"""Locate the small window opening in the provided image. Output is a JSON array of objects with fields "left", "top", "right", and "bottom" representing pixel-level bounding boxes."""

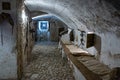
[{"left": 2, "top": 2, "right": 11, "bottom": 10}]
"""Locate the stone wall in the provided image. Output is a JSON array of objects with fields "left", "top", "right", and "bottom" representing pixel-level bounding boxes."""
[{"left": 0, "top": 0, "right": 17, "bottom": 79}]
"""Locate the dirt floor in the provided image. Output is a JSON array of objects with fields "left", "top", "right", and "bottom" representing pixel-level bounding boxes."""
[{"left": 22, "top": 41, "right": 75, "bottom": 80}]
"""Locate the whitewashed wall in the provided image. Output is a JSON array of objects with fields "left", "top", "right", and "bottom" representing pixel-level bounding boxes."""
[{"left": 0, "top": 0, "right": 17, "bottom": 79}]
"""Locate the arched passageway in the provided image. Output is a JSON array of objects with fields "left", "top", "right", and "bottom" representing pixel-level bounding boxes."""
[
  {"left": 24, "top": 0, "right": 120, "bottom": 69},
  {"left": 0, "top": 0, "right": 120, "bottom": 80},
  {"left": 21, "top": 14, "right": 75, "bottom": 80},
  {"left": 18, "top": 0, "right": 120, "bottom": 79},
  {"left": 17, "top": 0, "right": 120, "bottom": 80}
]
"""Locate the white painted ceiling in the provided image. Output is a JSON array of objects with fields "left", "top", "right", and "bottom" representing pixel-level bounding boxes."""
[{"left": 25, "top": 0, "right": 120, "bottom": 34}]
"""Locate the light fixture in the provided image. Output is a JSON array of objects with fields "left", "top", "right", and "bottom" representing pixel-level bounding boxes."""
[{"left": 38, "top": 21, "right": 49, "bottom": 32}]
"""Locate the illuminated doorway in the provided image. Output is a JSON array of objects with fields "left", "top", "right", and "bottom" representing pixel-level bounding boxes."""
[{"left": 37, "top": 21, "right": 50, "bottom": 41}]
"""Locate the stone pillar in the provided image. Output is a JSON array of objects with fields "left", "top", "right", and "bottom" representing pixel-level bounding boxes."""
[{"left": 16, "top": 0, "right": 24, "bottom": 80}]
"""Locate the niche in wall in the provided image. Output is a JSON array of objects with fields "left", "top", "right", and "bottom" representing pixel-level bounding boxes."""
[
  {"left": 2, "top": 2, "right": 11, "bottom": 10},
  {"left": 70, "top": 30, "right": 74, "bottom": 41},
  {"left": 86, "top": 32, "right": 94, "bottom": 48}
]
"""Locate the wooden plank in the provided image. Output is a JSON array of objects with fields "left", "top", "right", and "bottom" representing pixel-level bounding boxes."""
[{"left": 60, "top": 40, "right": 102, "bottom": 80}]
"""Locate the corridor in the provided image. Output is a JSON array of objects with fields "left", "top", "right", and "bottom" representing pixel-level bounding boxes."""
[
  {"left": 22, "top": 41, "right": 75, "bottom": 80},
  {"left": 0, "top": 0, "right": 120, "bottom": 80}
]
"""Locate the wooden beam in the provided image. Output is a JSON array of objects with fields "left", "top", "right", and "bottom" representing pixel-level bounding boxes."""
[{"left": 60, "top": 40, "right": 102, "bottom": 80}]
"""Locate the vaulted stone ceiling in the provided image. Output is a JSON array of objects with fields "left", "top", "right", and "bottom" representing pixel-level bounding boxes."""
[
  {"left": 25, "top": 0, "right": 120, "bottom": 35},
  {"left": 30, "top": 11, "right": 47, "bottom": 17}
]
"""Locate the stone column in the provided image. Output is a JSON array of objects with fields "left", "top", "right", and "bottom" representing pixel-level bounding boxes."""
[{"left": 16, "top": 0, "right": 24, "bottom": 80}]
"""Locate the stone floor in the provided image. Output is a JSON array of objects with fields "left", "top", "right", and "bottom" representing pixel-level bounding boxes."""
[{"left": 22, "top": 41, "right": 75, "bottom": 80}]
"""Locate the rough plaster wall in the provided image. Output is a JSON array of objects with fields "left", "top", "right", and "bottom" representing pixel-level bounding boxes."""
[
  {"left": 25, "top": 0, "right": 120, "bottom": 68},
  {"left": 0, "top": 0, "right": 17, "bottom": 79},
  {"left": 0, "top": 21, "right": 17, "bottom": 79},
  {"left": 99, "top": 33, "right": 120, "bottom": 68}
]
